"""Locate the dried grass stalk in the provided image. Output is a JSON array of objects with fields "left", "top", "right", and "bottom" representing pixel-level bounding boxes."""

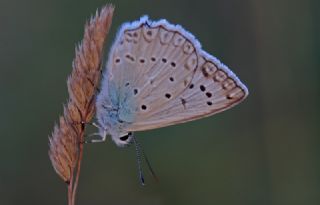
[
  {"left": 49, "top": 116, "right": 78, "bottom": 183},
  {"left": 48, "top": 4, "right": 114, "bottom": 205}
]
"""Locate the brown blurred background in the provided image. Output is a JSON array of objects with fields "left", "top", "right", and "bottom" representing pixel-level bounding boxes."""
[{"left": 0, "top": 0, "right": 319, "bottom": 204}]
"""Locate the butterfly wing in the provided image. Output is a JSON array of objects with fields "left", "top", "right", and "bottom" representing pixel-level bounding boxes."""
[{"left": 104, "top": 16, "right": 248, "bottom": 132}]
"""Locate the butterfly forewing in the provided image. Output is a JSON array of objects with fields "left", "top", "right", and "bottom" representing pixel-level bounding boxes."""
[{"left": 106, "top": 17, "right": 248, "bottom": 132}]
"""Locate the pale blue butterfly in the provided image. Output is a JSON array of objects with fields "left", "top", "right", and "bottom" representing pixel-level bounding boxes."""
[{"left": 92, "top": 16, "right": 248, "bottom": 184}]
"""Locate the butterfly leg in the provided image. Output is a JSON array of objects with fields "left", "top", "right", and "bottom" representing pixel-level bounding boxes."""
[
  {"left": 79, "top": 121, "right": 108, "bottom": 143},
  {"left": 80, "top": 121, "right": 100, "bottom": 128},
  {"left": 84, "top": 130, "right": 107, "bottom": 143}
]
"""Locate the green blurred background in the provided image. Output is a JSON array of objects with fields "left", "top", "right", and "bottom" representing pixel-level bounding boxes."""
[{"left": 1, "top": 0, "right": 319, "bottom": 204}]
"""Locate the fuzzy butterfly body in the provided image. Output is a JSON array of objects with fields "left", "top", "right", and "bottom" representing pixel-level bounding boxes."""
[{"left": 96, "top": 16, "right": 248, "bottom": 147}]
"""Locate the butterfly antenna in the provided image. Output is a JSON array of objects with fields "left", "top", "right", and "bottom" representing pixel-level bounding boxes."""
[
  {"left": 133, "top": 136, "right": 159, "bottom": 184},
  {"left": 142, "top": 148, "right": 159, "bottom": 182},
  {"left": 132, "top": 136, "right": 145, "bottom": 186}
]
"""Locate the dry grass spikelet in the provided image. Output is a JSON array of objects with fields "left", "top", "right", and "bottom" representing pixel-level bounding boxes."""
[
  {"left": 49, "top": 117, "right": 78, "bottom": 183},
  {"left": 48, "top": 4, "right": 114, "bottom": 205}
]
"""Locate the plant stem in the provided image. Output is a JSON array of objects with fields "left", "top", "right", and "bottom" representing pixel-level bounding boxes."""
[
  {"left": 68, "top": 168, "right": 74, "bottom": 205},
  {"left": 68, "top": 183, "right": 72, "bottom": 205},
  {"left": 71, "top": 130, "right": 85, "bottom": 205}
]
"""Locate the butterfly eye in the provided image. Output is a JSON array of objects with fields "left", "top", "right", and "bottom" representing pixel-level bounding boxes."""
[
  {"left": 119, "top": 135, "right": 128, "bottom": 141},
  {"left": 119, "top": 132, "right": 132, "bottom": 141},
  {"left": 120, "top": 135, "right": 129, "bottom": 141}
]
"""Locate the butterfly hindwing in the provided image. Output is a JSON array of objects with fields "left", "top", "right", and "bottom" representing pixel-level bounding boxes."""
[
  {"left": 129, "top": 54, "right": 248, "bottom": 131},
  {"left": 105, "top": 16, "right": 248, "bottom": 132}
]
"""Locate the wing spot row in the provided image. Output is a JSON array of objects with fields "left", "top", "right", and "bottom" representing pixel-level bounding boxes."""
[
  {"left": 205, "top": 92, "right": 212, "bottom": 98},
  {"left": 147, "top": 30, "right": 152, "bottom": 36},
  {"left": 200, "top": 85, "right": 206, "bottom": 92},
  {"left": 139, "top": 58, "right": 146, "bottom": 64},
  {"left": 125, "top": 54, "right": 135, "bottom": 62},
  {"left": 222, "top": 79, "right": 236, "bottom": 90},
  {"left": 213, "top": 70, "right": 227, "bottom": 82}
]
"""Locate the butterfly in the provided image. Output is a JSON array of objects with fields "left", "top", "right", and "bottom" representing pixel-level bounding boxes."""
[
  {"left": 91, "top": 16, "right": 248, "bottom": 184},
  {"left": 94, "top": 15, "right": 248, "bottom": 147}
]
